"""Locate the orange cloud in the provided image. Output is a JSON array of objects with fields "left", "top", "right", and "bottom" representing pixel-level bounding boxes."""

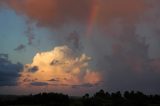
[
  {"left": 1, "top": 0, "right": 149, "bottom": 28},
  {"left": 19, "top": 45, "right": 101, "bottom": 87},
  {"left": 97, "top": 0, "right": 148, "bottom": 24}
]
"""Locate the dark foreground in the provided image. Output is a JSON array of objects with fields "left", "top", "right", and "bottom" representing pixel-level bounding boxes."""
[{"left": 0, "top": 90, "right": 160, "bottom": 106}]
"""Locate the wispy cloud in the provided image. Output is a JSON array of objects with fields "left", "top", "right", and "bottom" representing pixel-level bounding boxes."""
[{"left": 14, "top": 44, "right": 26, "bottom": 51}]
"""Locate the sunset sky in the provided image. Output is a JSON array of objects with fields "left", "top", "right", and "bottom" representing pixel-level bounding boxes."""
[{"left": 0, "top": 0, "right": 160, "bottom": 96}]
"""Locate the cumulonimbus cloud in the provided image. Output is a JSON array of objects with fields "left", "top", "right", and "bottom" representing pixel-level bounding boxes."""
[{"left": 19, "top": 45, "right": 101, "bottom": 88}]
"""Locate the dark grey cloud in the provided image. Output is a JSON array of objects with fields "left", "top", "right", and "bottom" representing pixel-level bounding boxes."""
[
  {"left": 50, "top": 59, "right": 64, "bottom": 66},
  {"left": 72, "top": 83, "right": 99, "bottom": 89},
  {"left": 28, "top": 66, "right": 39, "bottom": 73},
  {"left": 14, "top": 44, "right": 26, "bottom": 51},
  {"left": 93, "top": 25, "right": 160, "bottom": 94},
  {"left": 49, "top": 83, "right": 69, "bottom": 87},
  {"left": 24, "top": 21, "right": 35, "bottom": 45},
  {"left": 0, "top": 54, "right": 23, "bottom": 86},
  {"left": 0, "top": 53, "right": 8, "bottom": 58},
  {"left": 48, "top": 78, "right": 59, "bottom": 82},
  {"left": 66, "top": 31, "right": 81, "bottom": 50},
  {"left": 30, "top": 82, "right": 49, "bottom": 86},
  {"left": 23, "top": 78, "right": 32, "bottom": 82}
]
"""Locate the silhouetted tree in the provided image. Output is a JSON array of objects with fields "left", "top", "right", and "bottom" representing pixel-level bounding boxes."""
[{"left": 1, "top": 90, "right": 160, "bottom": 106}]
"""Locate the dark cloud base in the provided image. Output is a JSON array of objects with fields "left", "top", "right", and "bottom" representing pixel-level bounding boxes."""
[{"left": 0, "top": 54, "right": 23, "bottom": 86}]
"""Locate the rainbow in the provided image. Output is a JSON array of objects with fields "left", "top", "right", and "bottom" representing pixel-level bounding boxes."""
[{"left": 86, "top": 0, "right": 99, "bottom": 37}]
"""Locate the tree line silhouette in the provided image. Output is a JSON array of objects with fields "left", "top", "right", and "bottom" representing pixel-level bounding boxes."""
[{"left": 0, "top": 90, "right": 160, "bottom": 106}]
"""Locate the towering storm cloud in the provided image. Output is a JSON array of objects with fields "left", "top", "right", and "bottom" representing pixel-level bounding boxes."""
[{"left": 19, "top": 46, "right": 101, "bottom": 89}]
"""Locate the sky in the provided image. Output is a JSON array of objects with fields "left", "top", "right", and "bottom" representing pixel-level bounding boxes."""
[{"left": 0, "top": 0, "right": 160, "bottom": 96}]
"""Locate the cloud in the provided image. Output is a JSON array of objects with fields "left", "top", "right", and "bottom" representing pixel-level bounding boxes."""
[
  {"left": 0, "top": 0, "right": 151, "bottom": 52},
  {"left": 24, "top": 21, "right": 35, "bottom": 45},
  {"left": 72, "top": 83, "right": 99, "bottom": 88},
  {"left": 0, "top": 53, "right": 8, "bottom": 58},
  {"left": 66, "top": 31, "right": 81, "bottom": 50},
  {"left": 48, "top": 78, "right": 59, "bottom": 82},
  {"left": 30, "top": 82, "right": 49, "bottom": 86},
  {"left": 150, "top": 58, "right": 160, "bottom": 73},
  {"left": 96, "top": 26, "right": 160, "bottom": 93},
  {"left": 14, "top": 44, "right": 26, "bottom": 51},
  {"left": 19, "top": 45, "right": 101, "bottom": 88},
  {"left": 0, "top": 54, "right": 23, "bottom": 86},
  {"left": 1, "top": 0, "right": 160, "bottom": 94},
  {"left": 1, "top": 0, "right": 149, "bottom": 28},
  {"left": 28, "top": 66, "right": 39, "bottom": 73}
]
